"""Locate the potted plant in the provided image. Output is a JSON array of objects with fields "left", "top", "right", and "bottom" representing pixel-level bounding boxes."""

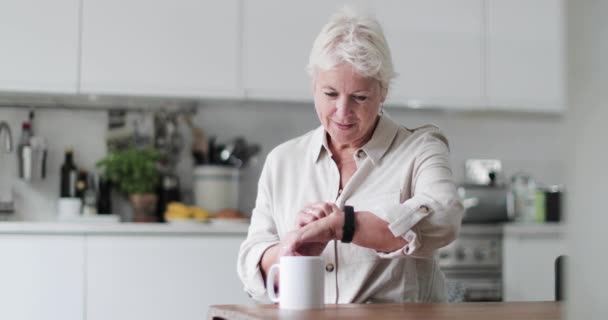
[{"left": 96, "top": 147, "right": 161, "bottom": 222}]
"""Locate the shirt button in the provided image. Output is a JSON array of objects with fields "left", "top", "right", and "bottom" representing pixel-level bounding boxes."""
[
  {"left": 356, "top": 150, "right": 365, "bottom": 158},
  {"left": 325, "top": 263, "right": 335, "bottom": 272}
]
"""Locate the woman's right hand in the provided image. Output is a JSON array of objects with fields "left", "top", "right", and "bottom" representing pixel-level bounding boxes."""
[{"left": 295, "top": 202, "right": 334, "bottom": 227}]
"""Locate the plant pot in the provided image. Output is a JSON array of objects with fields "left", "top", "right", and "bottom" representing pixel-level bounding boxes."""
[{"left": 129, "top": 193, "right": 158, "bottom": 222}]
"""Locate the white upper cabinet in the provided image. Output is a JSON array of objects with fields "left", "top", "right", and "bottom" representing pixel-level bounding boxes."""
[
  {"left": 372, "top": 0, "right": 484, "bottom": 109},
  {"left": 242, "top": 0, "right": 370, "bottom": 102},
  {"left": 80, "top": 0, "right": 240, "bottom": 98},
  {"left": 0, "top": 0, "right": 79, "bottom": 93},
  {"left": 0, "top": 235, "right": 85, "bottom": 320},
  {"left": 486, "top": 0, "right": 565, "bottom": 112}
]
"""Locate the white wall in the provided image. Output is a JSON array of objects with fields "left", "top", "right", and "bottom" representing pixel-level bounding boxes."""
[{"left": 566, "top": 0, "right": 608, "bottom": 318}]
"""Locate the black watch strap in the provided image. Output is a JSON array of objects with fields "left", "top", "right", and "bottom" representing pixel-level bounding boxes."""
[{"left": 341, "top": 205, "right": 355, "bottom": 243}]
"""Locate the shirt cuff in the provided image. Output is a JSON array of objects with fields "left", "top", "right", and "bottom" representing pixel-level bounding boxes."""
[
  {"left": 376, "top": 228, "right": 421, "bottom": 258},
  {"left": 241, "top": 241, "right": 278, "bottom": 302},
  {"left": 373, "top": 197, "right": 433, "bottom": 257}
]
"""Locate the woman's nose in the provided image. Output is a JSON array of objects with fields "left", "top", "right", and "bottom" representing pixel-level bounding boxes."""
[{"left": 335, "top": 96, "right": 353, "bottom": 117}]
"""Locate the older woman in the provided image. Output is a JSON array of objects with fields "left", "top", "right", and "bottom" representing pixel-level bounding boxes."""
[{"left": 237, "top": 8, "right": 463, "bottom": 304}]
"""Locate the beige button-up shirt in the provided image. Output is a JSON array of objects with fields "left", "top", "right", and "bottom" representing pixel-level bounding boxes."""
[{"left": 237, "top": 113, "right": 464, "bottom": 304}]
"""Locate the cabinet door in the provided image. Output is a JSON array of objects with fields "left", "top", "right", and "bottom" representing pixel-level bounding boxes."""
[
  {"left": 486, "top": 0, "right": 565, "bottom": 112},
  {"left": 80, "top": 0, "right": 240, "bottom": 98},
  {"left": 0, "top": 0, "right": 79, "bottom": 93},
  {"left": 243, "top": 0, "right": 369, "bottom": 102},
  {"left": 86, "top": 235, "right": 250, "bottom": 320},
  {"left": 372, "top": 0, "right": 484, "bottom": 109},
  {"left": 0, "top": 235, "right": 85, "bottom": 320},
  {"left": 503, "top": 234, "right": 566, "bottom": 301}
]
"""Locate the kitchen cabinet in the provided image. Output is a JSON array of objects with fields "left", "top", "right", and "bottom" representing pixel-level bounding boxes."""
[
  {"left": 86, "top": 235, "right": 250, "bottom": 320},
  {"left": 372, "top": 0, "right": 485, "bottom": 109},
  {"left": 242, "top": 0, "right": 370, "bottom": 102},
  {"left": 0, "top": 0, "right": 79, "bottom": 93},
  {"left": 243, "top": 0, "right": 484, "bottom": 107},
  {"left": 0, "top": 235, "right": 85, "bottom": 320},
  {"left": 486, "top": 0, "right": 565, "bottom": 112},
  {"left": 80, "top": 0, "right": 241, "bottom": 98},
  {"left": 243, "top": 0, "right": 563, "bottom": 112},
  {"left": 502, "top": 224, "right": 566, "bottom": 301}
]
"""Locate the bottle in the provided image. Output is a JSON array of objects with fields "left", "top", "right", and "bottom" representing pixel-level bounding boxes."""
[
  {"left": 156, "top": 173, "right": 181, "bottom": 222},
  {"left": 17, "top": 122, "right": 32, "bottom": 180},
  {"left": 75, "top": 170, "right": 89, "bottom": 203},
  {"left": 97, "top": 176, "right": 112, "bottom": 215},
  {"left": 60, "top": 149, "right": 78, "bottom": 197},
  {"left": 82, "top": 174, "right": 98, "bottom": 216}
]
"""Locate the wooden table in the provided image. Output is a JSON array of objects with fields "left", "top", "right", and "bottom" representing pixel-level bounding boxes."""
[{"left": 208, "top": 301, "right": 561, "bottom": 320}]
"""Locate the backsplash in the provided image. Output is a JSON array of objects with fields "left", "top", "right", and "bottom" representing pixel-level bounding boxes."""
[
  {"left": 0, "top": 102, "right": 566, "bottom": 221},
  {"left": 0, "top": 107, "right": 107, "bottom": 220}
]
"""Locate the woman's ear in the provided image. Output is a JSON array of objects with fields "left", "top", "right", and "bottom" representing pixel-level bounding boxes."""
[{"left": 380, "top": 85, "right": 388, "bottom": 104}]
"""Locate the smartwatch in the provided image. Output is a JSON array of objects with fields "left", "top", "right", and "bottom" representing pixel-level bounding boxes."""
[{"left": 341, "top": 205, "right": 355, "bottom": 243}]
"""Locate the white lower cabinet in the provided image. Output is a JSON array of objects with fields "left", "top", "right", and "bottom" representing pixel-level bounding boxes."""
[
  {"left": 502, "top": 226, "right": 566, "bottom": 301},
  {"left": 0, "top": 235, "right": 85, "bottom": 320},
  {"left": 85, "top": 235, "right": 250, "bottom": 320}
]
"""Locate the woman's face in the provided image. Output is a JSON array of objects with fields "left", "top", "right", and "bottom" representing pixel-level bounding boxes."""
[{"left": 313, "top": 63, "right": 386, "bottom": 149}]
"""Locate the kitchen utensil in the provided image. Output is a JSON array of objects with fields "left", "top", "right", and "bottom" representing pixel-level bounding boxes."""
[
  {"left": 154, "top": 111, "right": 184, "bottom": 168},
  {"left": 184, "top": 113, "right": 209, "bottom": 164},
  {"left": 0, "top": 121, "right": 13, "bottom": 153}
]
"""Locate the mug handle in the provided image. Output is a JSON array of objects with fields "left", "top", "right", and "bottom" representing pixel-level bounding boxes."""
[{"left": 266, "top": 264, "right": 280, "bottom": 303}]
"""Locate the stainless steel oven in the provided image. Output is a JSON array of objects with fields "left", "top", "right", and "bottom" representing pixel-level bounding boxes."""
[{"left": 439, "top": 225, "right": 503, "bottom": 302}]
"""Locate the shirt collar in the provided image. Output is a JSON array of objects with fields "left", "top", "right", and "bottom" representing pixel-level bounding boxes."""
[{"left": 311, "top": 113, "right": 401, "bottom": 165}]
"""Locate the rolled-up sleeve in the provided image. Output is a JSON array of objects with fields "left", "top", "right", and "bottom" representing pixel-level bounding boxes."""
[
  {"left": 236, "top": 155, "right": 280, "bottom": 301},
  {"left": 374, "top": 131, "right": 464, "bottom": 258}
]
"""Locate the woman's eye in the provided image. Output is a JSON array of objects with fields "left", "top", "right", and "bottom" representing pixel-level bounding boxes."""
[
  {"left": 354, "top": 95, "right": 368, "bottom": 102},
  {"left": 324, "top": 92, "right": 338, "bottom": 98}
]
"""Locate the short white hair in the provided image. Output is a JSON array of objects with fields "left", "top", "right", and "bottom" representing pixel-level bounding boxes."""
[{"left": 307, "top": 6, "right": 397, "bottom": 91}]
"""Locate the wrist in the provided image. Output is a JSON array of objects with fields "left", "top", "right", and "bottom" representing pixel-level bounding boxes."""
[{"left": 326, "top": 209, "right": 344, "bottom": 241}]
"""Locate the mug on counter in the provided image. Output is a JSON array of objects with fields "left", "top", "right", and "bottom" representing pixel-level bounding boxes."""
[{"left": 266, "top": 256, "right": 325, "bottom": 310}]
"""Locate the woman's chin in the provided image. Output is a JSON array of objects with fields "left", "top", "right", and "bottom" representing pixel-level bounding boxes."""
[{"left": 328, "top": 131, "right": 357, "bottom": 146}]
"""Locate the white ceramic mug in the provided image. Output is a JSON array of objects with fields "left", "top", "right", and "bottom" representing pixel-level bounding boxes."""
[{"left": 266, "top": 256, "right": 325, "bottom": 310}]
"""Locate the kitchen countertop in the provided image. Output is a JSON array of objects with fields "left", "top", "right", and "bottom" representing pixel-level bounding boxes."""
[
  {"left": 0, "top": 220, "right": 250, "bottom": 235},
  {"left": 502, "top": 222, "right": 565, "bottom": 238}
]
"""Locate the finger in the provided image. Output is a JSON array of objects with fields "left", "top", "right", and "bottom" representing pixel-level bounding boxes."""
[
  {"left": 330, "top": 203, "right": 342, "bottom": 213},
  {"left": 306, "top": 203, "right": 332, "bottom": 218},
  {"left": 306, "top": 207, "right": 327, "bottom": 219},
  {"left": 297, "top": 211, "right": 317, "bottom": 227}
]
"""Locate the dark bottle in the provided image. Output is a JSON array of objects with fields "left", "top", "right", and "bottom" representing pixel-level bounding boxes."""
[
  {"left": 75, "top": 170, "right": 89, "bottom": 202},
  {"left": 97, "top": 176, "right": 112, "bottom": 214},
  {"left": 60, "top": 149, "right": 78, "bottom": 197}
]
